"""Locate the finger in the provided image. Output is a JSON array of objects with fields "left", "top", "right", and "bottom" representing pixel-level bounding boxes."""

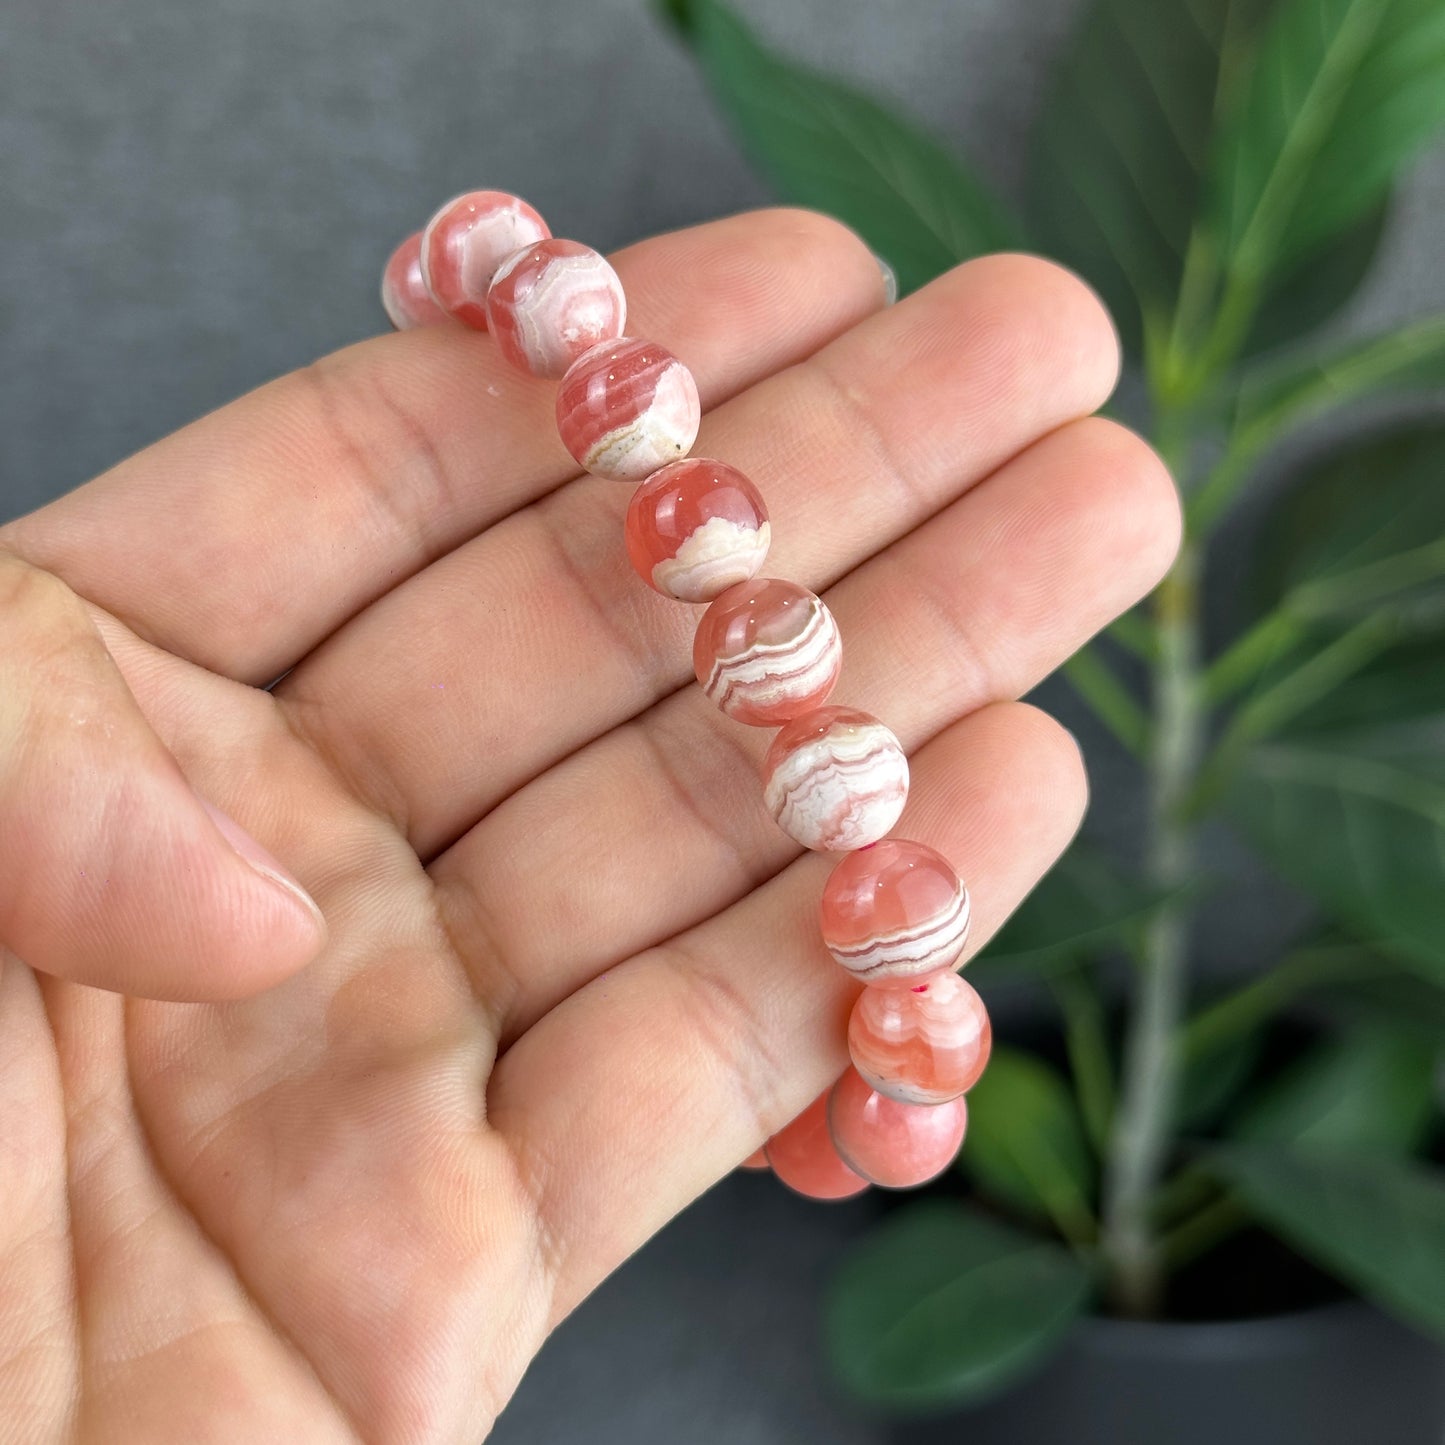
[
  {"left": 281, "top": 253, "right": 1120, "bottom": 854},
  {"left": 0, "top": 957, "right": 74, "bottom": 1442},
  {"left": 433, "top": 416, "right": 1177, "bottom": 1039},
  {"left": 489, "top": 702, "right": 1088, "bottom": 1322},
  {"left": 37, "top": 980, "right": 353, "bottom": 1440},
  {"left": 0, "top": 210, "right": 886, "bottom": 684},
  {"left": 0, "top": 553, "right": 326, "bottom": 999}
]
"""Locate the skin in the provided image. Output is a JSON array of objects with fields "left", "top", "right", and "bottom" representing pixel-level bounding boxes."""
[{"left": 0, "top": 208, "right": 1180, "bottom": 1443}]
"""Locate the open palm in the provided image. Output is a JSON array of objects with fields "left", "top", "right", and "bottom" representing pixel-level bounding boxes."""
[{"left": 0, "top": 210, "right": 1177, "bottom": 1442}]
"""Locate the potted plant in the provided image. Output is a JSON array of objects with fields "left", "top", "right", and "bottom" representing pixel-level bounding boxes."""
[{"left": 659, "top": 0, "right": 1445, "bottom": 1439}]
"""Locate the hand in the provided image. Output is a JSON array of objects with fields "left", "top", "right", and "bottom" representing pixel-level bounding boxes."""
[{"left": 0, "top": 209, "right": 1178, "bottom": 1442}]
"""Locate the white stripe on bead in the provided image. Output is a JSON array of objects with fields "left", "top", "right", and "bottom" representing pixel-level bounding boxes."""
[
  {"left": 764, "top": 719, "right": 908, "bottom": 851},
  {"left": 827, "top": 881, "right": 971, "bottom": 982},
  {"left": 702, "top": 598, "right": 840, "bottom": 718},
  {"left": 652, "top": 517, "right": 772, "bottom": 602}
]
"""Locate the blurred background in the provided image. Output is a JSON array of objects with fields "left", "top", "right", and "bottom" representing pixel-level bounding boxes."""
[{"left": 3, "top": 1, "right": 1443, "bottom": 1441}]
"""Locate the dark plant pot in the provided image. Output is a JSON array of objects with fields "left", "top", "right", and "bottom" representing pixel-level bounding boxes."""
[{"left": 894, "top": 1301, "right": 1445, "bottom": 1445}]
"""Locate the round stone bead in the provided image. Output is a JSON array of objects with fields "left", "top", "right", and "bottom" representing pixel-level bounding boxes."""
[
  {"left": 848, "top": 972, "right": 991, "bottom": 1105},
  {"left": 762, "top": 706, "right": 909, "bottom": 852},
  {"left": 380, "top": 232, "right": 449, "bottom": 331},
  {"left": 485, "top": 238, "right": 626, "bottom": 378},
  {"left": 764, "top": 1093, "right": 869, "bottom": 1201},
  {"left": 693, "top": 579, "right": 842, "bottom": 726},
  {"left": 820, "top": 838, "right": 971, "bottom": 986},
  {"left": 739, "top": 1147, "right": 770, "bottom": 1172},
  {"left": 625, "top": 458, "right": 771, "bottom": 603},
  {"left": 556, "top": 337, "right": 700, "bottom": 481},
  {"left": 827, "top": 1066, "right": 968, "bottom": 1189},
  {"left": 419, "top": 190, "right": 550, "bottom": 329}
]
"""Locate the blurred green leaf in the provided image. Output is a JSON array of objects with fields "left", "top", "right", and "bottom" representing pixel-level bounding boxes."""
[
  {"left": 976, "top": 843, "right": 1163, "bottom": 977},
  {"left": 1226, "top": 736, "right": 1445, "bottom": 978},
  {"left": 826, "top": 1201, "right": 1091, "bottom": 1409},
  {"left": 1231, "top": 313, "right": 1445, "bottom": 440},
  {"left": 662, "top": 0, "right": 1017, "bottom": 295},
  {"left": 1230, "top": 1026, "right": 1437, "bottom": 1151},
  {"left": 1252, "top": 423, "right": 1445, "bottom": 619},
  {"left": 1028, "top": 0, "right": 1388, "bottom": 359},
  {"left": 961, "top": 1047, "right": 1097, "bottom": 1242},
  {"left": 1206, "top": 0, "right": 1445, "bottom": 282},
  {"left": 1243, "top": 199, "right": 1390, "bottom": 356},
  {"left": 1178, "top": 1023, "right": 1264, "bottom": 1131},
  {"left": 1209, "top": 1145, "right": 1445, "bottom": 1339},
  {"left": 1027, "top": 0, "right": 1259, "bottom": 356},
  {"left": 1277, "top": 633, "right": 1445, "bottom": 733},
  {"left": 1318, "top": 964, "right": 1445, "bottom": 1041}
]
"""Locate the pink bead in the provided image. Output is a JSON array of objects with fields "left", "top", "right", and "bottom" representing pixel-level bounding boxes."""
[
  {"left": 693, "top": 579, "right": 842, "bottom": 726},
  {"left": 418, "top": 190, "right": 550, "bottom": 329},
  {"left": 820, "top": 838, "right": 971, "bottom": 986},
  {"left": 827, "top": 1066, "right": 968, "bottom": 1189},
  {"left": 764, "top": 1093, "right": 869, "bottom": 1200},
  {"left": 380, "top": 232, "right": 449, "bottom": 331},
  {"left": 739, "top": 1147, "right": 770, "bottom": 1172},
  {"left": 485, "top": 238, "right": 626, "bottom": 378},
  {"left": 762, "top": 706, "right": 909, "bottom": 852},
  {"left": 556, "top": 337, "right": 701, "bottom": 481},
  {"left": 624, "top": 458, "right": 771, "bottom": 602},
  {"left": 848, "top": 972, "right": 991, "bottom": 1105}
]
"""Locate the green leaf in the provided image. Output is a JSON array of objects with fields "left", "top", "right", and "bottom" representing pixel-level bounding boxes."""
[
  {"left": 1209, "top": 1145, "right": 1445, "bottom": 1339},
  {"left": 1253, "top": 422, "right": 1445, "bottom": 619},
  {"left": 826, "top": 1201, "right": 1092, "bottom": 1410},
  {"left": 975, "top": 843, "right": 1162, "bottom": 977},
  {"left": 1243, "top": 199, "right": 1390, "bottom": 356},
  {"left": 1281, "top": 633, "right": 1445, "bottom": 733},
  {"left": 663, "top": 0, "right": 1017, "bottom": 295},
  {"left": 1225, "top": 735, "right": 1445, "bottom": 978},
  {"left": 1319, "top": 964, "right": 1445, "bottom": 1041},
  {"left": 1177, "top": 1023, "right": 1264, "bottom": 1131},
  {"left": 1027, "top": 0, "right": 1387, "bottom": 359},
  {"left": 1230, "top": 1026, "right": 1437, "bottom": 1151},
  {"left": 961, "top": 1048, "right": 1097, "bottom": 1243},
  {"left": 1207, "top": 0, "right": 1445, "bottom": 281},
  {"left": 1232, "top": 312, "right": 1445, "bottom": 439}
]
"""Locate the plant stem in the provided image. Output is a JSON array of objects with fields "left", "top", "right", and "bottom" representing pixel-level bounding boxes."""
[{"left": 1101, "top": 536, "right": 1204, "bottom": 1317}]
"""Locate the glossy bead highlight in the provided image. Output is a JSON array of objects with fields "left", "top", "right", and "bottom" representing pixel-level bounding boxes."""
[
  {"left": 625, "top": 458, "right": 771, "bottom": 602},
  {"left": 419, "top": 190, "right": 550, "bottom": 329},
  {"left": 380, "top": 232, "right": 449, "bottom": 331},
  {"left": 556, "top": 337, "right": 700, "bottom": 481},
  {"left": 762, "top": 705, "right": 909, "bottom": 851},
  {"left": 693, "top": 578, "right": 842, "bottom": 726},
  {"left": 827, "top": 1066, "right": 968, "bottom": 1188},
  {"left": 848, "top": 972, "right": 991, "bottom": 1104},
  {"left": 485, "top": 238, "right": 626, "bottom": 378},
  {"left": 820, "top": 838, "right": 971, "bottom": 985},
  {"left": 764, "top": 1093, "right": 869, "bottom": 1200}
]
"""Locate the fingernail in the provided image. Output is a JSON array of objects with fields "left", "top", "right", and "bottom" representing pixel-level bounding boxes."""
[
  {"left": 200, "top": 800, "right": 326, "bottom": 932},
  {"left": 874, "top": 254, "right": 898, "bottom": 306}
]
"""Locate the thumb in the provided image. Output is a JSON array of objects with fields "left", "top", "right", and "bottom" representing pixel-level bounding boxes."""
[{"left": 0, "top": 551, "right": 326, "bottom": 1000}]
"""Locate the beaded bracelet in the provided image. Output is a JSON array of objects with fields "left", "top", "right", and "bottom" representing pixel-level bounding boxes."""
[{"left": 381, "top": 192, "right": 993, "bottom": 1200}]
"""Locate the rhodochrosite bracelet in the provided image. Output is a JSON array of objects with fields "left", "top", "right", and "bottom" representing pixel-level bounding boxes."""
[{"left": 381, "top": 193, "right": 993, "bottom": 1199}]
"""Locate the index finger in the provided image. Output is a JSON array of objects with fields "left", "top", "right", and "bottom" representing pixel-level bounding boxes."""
[{"left": 0, "top": 209, "right": 886, "bottom": 685}]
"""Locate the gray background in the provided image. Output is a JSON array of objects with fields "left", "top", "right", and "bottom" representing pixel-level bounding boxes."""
[{"left": 3, "top": 1, "right": 1443, "bottom": 1440}]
